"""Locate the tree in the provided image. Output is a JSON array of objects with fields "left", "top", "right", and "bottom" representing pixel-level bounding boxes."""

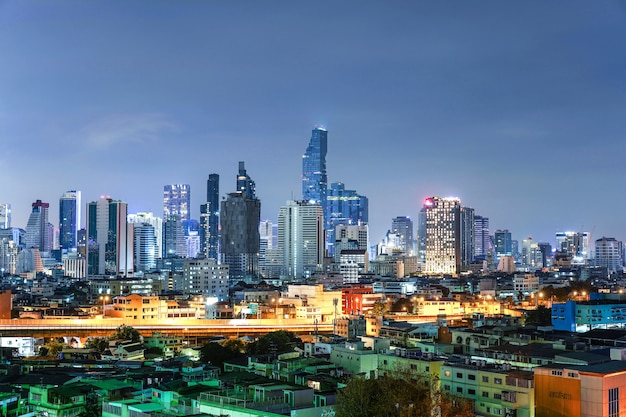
[
  {"left": 84, "top": 337, "right": 109, "bottom": 353},
  {"left": 369, "top": 301, "right": 388, "bottom": 317},
  {"left": 334, "top": 375, "right": 474, "bottom": 417},
  {"left": 525, "top": 305, "right": 552, "bottom": 326},
  {"left": 200, "top": 341, "right": 245, "bottom": 369},
  {"left": 247, "top": 330, "right": 302, "bottom": 355},
  {"left": 39, "top": 339, "right": 67, "bottom": 357},
  {"left": 111, "top": 325, "right": 141, "bottom": 342}
]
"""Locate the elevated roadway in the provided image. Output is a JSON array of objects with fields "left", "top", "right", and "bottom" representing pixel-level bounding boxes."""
[{"left": 0, "top": 318, "right": 334, "bottom": 339}]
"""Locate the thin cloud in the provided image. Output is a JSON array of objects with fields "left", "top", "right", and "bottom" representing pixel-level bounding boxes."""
[{"left": 79, "top": 114, "right": 177, "bottom": 148}]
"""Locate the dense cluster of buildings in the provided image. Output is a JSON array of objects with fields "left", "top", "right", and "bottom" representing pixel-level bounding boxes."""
[{"left": 3, "top": 126, "right": 626, "bottom": 416}]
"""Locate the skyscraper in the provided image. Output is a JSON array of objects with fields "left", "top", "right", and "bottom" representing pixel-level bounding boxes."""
[
  {"left": 325, "top": 182, "right": 368, "bottom": 255},
  {"left": 163, "top": 184, "right": 191, "bottom": 221},
  {"left": 473, "top": 215, "right": 490, "bottom": 259},
  {"left": 0, "top": 203, "right": 11, "bottom": 229},
  {"left": 163, "top": 215, "right": 186, "bottom": 258},
  {"left": 555, "top": 231, "right": 591, "bottom": 264},
  {"left": 278, "top": 200, "right": 324, "bottom": 279},
  {"left": 391, "top": 216, "right": 414, "bottom": 255},
  {"left": 59, "top": 190, "right": 81, "bottom": 251},
  {"left": 133, "top": 223, "right": 157, "bottom": 272},
  {"left": 25, "top": 200, "right": 52, "bottom": 252},
  {"left": 220, "top": 162, "right": 261, "bottom": 281},
  {"left": 302, "top": 126, "right": 328, "bottom": 210},
  {"left": 200, "top": 173, "right": 219, "bottom": 259},
  {"left": 86, "top": 197, "right": 133, "bottom": 276},
  {"left": 422, "top": 196, "right": 473, "bottom": 275},
  {"left": 595, "top": 237, "right": 623, "bottom": 273},
  {"left": 494, "top": 230, "right": 513, "bottom": 258},
  {"left": 127, "top": 212, "right": 162, "bottom": 258}
]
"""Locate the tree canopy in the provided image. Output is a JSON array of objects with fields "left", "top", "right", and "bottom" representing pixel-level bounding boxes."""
[
  {"left": 334, "top": 375, "right": 474, "bottom": 417},
  {"left": 111, "top": 325, "right": 141, "bottom": 342},
  {"left": 247, "top": 330, "right": 302, "bottom": 355}
]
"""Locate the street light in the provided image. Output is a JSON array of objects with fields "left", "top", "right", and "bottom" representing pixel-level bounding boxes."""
[{"left": 99, "top": 295, "right": 110, "bottom": 318}]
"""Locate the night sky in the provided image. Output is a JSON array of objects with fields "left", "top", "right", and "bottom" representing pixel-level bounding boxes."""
[{"left": 2, "top": 1, "right": 626, "bottom": 246}]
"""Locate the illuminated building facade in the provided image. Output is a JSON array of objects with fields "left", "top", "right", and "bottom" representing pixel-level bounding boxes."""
[
  {"left": 391, "top": 216, "right": 414, "bottom": 255},
  {"left": 25, "top": 200, "right": 52, "bottom": 253},
  {"left": 278, "top": 200, "right": 324, "bottom": 279},
  {"left": 595, "top": 237, "right": 623, "bottom": 273},
  {"left": 325, "top": 182, "right": 368, "bottom": 255},
  {"left": 556, "top": 231, "right": 591, "bottom": 264},
  {"left": 474, "top": 215, "right": 490, "bottom": 259},
  {"left": 494, "top": 229, "right": 513, "bottom": 259},
  {"left": 200, "top": 173, "right": 219, "bottom": 259},
  {"left": 86, "top": 197, "right": 133, "bottom": 276},
  {"left": 535, "top": 361, "right": 626, "bottom": 417},
  {"left": 0, "top": 203, "right": 11, "bottom": 229},
  {"left": 220, "top": 162, "right": 260, "bottom": 281},
  {"left": 127, "top": 212, "right": 162, "bottom": 258},
  {"left": 302, "top": 127, "right": 328, "bottom": 212},
  {"left": 423, "top": 196, "right": 472, "bottom": 275},
  {"left": 163, "top": 184, "right": 191, "bottom": 221},
  {"left": 59, "top": 191, "right": 81, "bottom": 251}
]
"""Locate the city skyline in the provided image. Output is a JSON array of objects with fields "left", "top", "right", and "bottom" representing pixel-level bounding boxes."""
[{"left": 2, "top": 2, "right": 626, "bottom": 245}]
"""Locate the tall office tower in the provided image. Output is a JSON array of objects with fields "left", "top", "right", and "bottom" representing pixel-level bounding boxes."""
[
  {"left": 163, "top": 184, "right": 191, "bottom": 221},
  {"left": 163, "top": 215, "right": 186, "bottom": 258},
  {"left": 0, "top": 203, "right": 11, "bottom": 229},
  {"left": 473, "top": 215, "right": 490, "bottom": 259},
  {"left": 302, "top": 126, "right": 328, "bottom": 211},
  {"left": 391, "top": 216, "right": 414, "bottom": 255},
  {"left": 595, "top": 237, "right": 624, "bottom": 273},
  {"left": 25, "top": 200, "right": 52, "bottom": 252},
  {"left": 417, "top": 209, "right": 426, "bottom": 268},
  {"left": 555, "top": 231, "right": 591, "bottom": 264},
  {"left": 86, "top": 197, "right": 133, "bottom": 276},
  {"left": 59, "top": 191, "right": 81, "bottom": 251},
  {"left": 325, "top": 182, "right": 368, "bottom": 256},
  {"left": 521, "top": 237, "right": 542, "bottom": 269},
  {"left": 0, "top": 239, "right": 18, "bottom": 275},
  {"left": 127, "top": 212, "right": 163, "bottom": 258},
  {"left": 278, "top": 200, "right": 325, "bottom": 279},
  {"left": 423, "top": 196, "right": 463, "bottom": 275},
  {"left": 258, "top": 220, "right": 275, "bottom": 279},
  {"left": 494, "top": 229, "right": 513, "bottom": 259},
  {"left": 133, "top": 223, "right": 157, "bottom": 272},
  {"left": 200, "top": 173, "right": 220, "bottom": 259},
  {"left": 220, "top": 162, "right": 261, "bottom": 281},
  {"left": 459, "top": 206, "right": 475, "bottom": 269}
]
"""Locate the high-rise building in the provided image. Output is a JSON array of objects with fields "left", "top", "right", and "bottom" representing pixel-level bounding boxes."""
[
  {"left": 278, "top": 200, "right": 324, "bottom": 279},
  {"left": 59, "top": 190, "right": 81, "bottom": 251},
  {"left": 200, "top": 173, "right": 220, "bottom": 259},
  {"left": 133, "top": 223, "right": 157, "bottom": 272},
  {"left": 183, "top": 256, "right": 229, "bottom": 301},
  {"left": 391, "top": 216, "right": 414, "bottom": 255},
  {"left": 302, "top": 126, "right": 328, "bottom": 210},
  {"left": 423, "top": 196, "right": 473, "bottom": 275},
  {"left": 220, "top": 162, "right": 261, "bottom": 281},
  {"left": 183, "top": 219, "right": 201, "bottom": 258},
  {"left": 459, "top": 206, "right": 475, "bottom": 268},
  {"left": 86, "top": 197, "right": 133, "bottom": 276},
  {"left": 325, "top": 182, "right": 368, "bottom": 255},
  {"left": 0, "top": 203, "right": 11, "bottom": 229},
  {"left": 494, "top": 229, "right": 513, "bottom": 258},
  {"left": 473, "top": 215, "right": 490, "bottom": 259},
  {"left": 127, "top": 212, "right": 162, "bottom": 258},
  {"left": 163, "top": 215, "right": 186, "bottom": 258},
  {"left": 595, "top": 237, "right": 623, "bottom": 273},
  {"left": 25, "top": 200, "right": 52, "bottom": 253},
  {"left": 163, "top": 184, "right": 191, "bottom": 221}
]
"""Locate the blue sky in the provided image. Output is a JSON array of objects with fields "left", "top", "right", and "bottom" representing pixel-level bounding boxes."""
[{"left": 1, "top": 1, "right": 626, "bottom": 246}]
